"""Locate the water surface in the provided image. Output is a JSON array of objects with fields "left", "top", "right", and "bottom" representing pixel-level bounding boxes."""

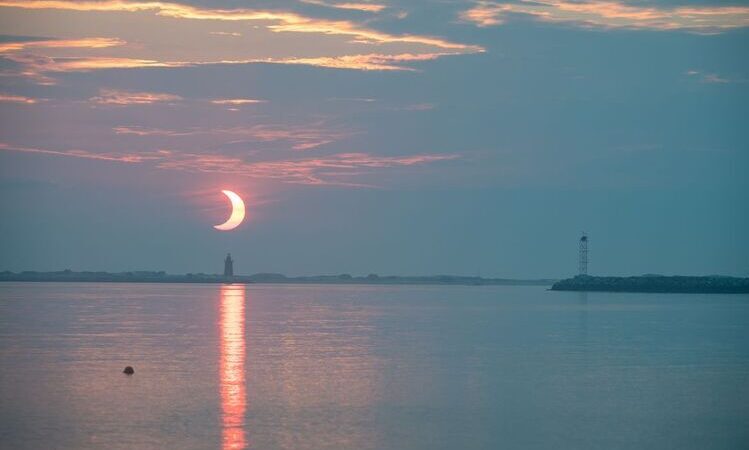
[{"left": 1, "top": 283, "right": 748, "bottom": 449}]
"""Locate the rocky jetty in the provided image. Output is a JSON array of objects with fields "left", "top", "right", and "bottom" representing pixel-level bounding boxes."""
[{"left": 551, "top": 275, "right": 749, "bottom": 294}]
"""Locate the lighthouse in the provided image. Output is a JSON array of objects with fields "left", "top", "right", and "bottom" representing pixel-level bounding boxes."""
[{"left": 224, "top": 253, "right": 234, "bottom": 278}]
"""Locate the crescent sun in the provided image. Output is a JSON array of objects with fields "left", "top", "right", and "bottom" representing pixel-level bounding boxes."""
[{"left": 214, "top": 190, "right": 246, "bottom": 231}]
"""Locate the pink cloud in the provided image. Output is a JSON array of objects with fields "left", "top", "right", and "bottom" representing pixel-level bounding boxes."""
[
  {"left": 0, "top": 37, "right": 124, "bottom": 53},
  {"left": 1, "top": 142, "right": 458, "bottom": 186},
  {"left": 0, "top": 143, "right": 168, "bottom": 163},
  {"left": 90, "top": 89, "right": 183, "bottom": 105},
  {"left": 210, "top": 98, "right": 266, "bottom": 105},
  {"left": 0, "top": 94, "right": 39, "bottom": 104},
  {"left": 113, "top": 123, "right": 352, "bottom": 151}
]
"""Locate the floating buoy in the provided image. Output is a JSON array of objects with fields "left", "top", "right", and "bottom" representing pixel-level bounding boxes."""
[{"left": 123, "top": 366, "right": 134, "bottom": 375}]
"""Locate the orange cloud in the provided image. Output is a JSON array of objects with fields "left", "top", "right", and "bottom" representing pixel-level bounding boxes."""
[
  {"left": 0, "top": 1, "right": 479, "bottom": 50},
  {"left": 0, "top": 94, "right": 39, "bottom": 104},
  {"left": 460, "top": 3, "right": 509, "bottom": 27},
  {"left": 0, "top": 37, "right": 124, "bottom": 52},
  {"left": 1, "top": 53, "right": 183, "bottom": 84},
  {"left": 90, "top": 88, "right": 183, "bottom": 105},
  {"left": 0, "top": 1, "right": 482, "bottom": 82},
  {"left": 460, "top": 0, "right": 749, "bottom": 32}
]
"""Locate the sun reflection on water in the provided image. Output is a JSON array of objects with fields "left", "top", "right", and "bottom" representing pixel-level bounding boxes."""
[{"left": 220, "top": 284, "right": 247, "bottom": 450}]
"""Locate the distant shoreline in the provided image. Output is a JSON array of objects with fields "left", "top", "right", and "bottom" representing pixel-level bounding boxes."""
[
  {"left": 0, "top": 270, "right": 555, "bottom": 287},
  {"left": 551, "top": 275, "right": 749, "bottom": 294}
]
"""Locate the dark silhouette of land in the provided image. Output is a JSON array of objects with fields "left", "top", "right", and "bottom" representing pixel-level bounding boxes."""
[
  {"left": 6, "top": 271, "right": 748, "bottom": 292},
  {"left": 552, "top": 275, "right": 749, "bottom": 294},
  {"left": 0, "top": 270, "right": 555, "bottom": 286}
]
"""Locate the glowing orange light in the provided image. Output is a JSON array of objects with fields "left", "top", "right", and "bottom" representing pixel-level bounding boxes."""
[{"left": 220, "top": 284, "right": 247, "bottom": 449}]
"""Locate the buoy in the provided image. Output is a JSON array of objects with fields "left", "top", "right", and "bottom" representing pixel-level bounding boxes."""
[{"left": 123, "top": 366, "right": 134, "bottom": 375}]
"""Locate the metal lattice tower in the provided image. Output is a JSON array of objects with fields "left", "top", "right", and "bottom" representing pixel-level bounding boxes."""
[{"left": 579, "top": 233, "right": 588, "bottom": 275}]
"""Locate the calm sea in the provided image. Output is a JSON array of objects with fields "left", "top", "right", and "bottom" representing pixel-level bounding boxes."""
[{"left": 1, "top": 283, "right": 748, "bottom": 450}]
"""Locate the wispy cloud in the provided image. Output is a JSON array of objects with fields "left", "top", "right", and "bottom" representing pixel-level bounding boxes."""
[
  {"left": 300, "top": 0, "right": 387, "bottom": 13},
  {"left": 327, "top": 97, "right": 377, "bottom": 102},
  {"left": 0, "top": 36, "right": 124, "bottom": 52},
  {"left": 158, "top": 151, "right": 457, "bottom": 186},
  {"left": 0, "top": 94, "right": 39, "bottom": 104},
  {"left": 460, "top": 0, "right": 749, "bottom": 32},
  {"left": 209, "top": 31, "right": 242, "bottom": 37},
  {"left": 400, "top": 103, "right": 436, "bottom": 111},
  {"left": 686, "top": 70, "right": 733, "bottom": 84},
  {"left": 0, "top": 142, "right": 168, "bottom": 163},
  {"left": 0, "top": 37, "right": 135, "bottom": 83},
  {"left": 242, "top": 52, "right": 459, "bottom": 71},
  {"left": 1, "top": 142, "right": 458, "bottom": 186},
  {"left": 89, "top": 89, "right": 183, "bottom": 105},
  {"left": 1, "top": 53, "right": 182, "bottom": 84},
  {"left": 0, "top": 1, "right": 478, "bottom": 49},
  {"left": 0, "top": 1, "right": 482, "bottom": 81},
  {"left": 210, "top": 98, "right": 266, "bottom": 105},
  {"left": 112, "top": 126, "right": 193, "bottom": 137},
  {"left": 113, "top": 123, "right": 350, "bottom": 151},
  {"left": 701, "top": 73, "right": 729, "bottom": 84}
]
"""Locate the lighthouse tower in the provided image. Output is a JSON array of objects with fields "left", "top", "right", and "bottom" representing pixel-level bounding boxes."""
[{"left": 224, "top": 253, "right": 234, "bottom": 277}]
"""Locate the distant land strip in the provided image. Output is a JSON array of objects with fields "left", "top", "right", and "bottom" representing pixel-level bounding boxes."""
[
  {"left": 551, "top": 275, "right": 749, "bottom": 294},
  {"left": 0, "top": 270, "right": 555, "bottom": 286}
]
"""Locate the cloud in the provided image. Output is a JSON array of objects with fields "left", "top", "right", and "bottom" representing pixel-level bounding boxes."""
[
  {"left": 0, "top": 1, "right": 478, "bottom": 49},
  {"left": 459, "top": 0, "right": 749, "bottom": 32},
  {"left": 0, "top": 1, "right": 482, "bottom": 82},
  {"left": 327, "top": 97, "right": 377, "bottom": 102},
  {"left": 300, "top": 0, "right": 387, "bottom": 13},
  {"left": 1, "top": 142, "right": 458, "bottom": 186},
  {"left": 113, "top": 123, "right": 350, "bottom": 151},
  {"left": 701, "top": 73, "right": 729, "bottom": 84},
  {"left": 0, "top": 36, "right": 124, "bottom": 52},
  {"left": 299, "top": 0, "right": 385, "bottom": 13},
  {"left": 0, "top": 94, "right": 39, "bottom": 104},
  {"left": 686, "top": 70, "right": 732, "bottom": 84},
  {"left": 0, "top": 53, "right": 183, "bottom": 84},
  {"left": 241, "top": 52, "right": 459, "bottom": 71},
  {"left": 112, "top": 126, "right": 197, "bottom": 137},
  {"left": 0, "top": 37, "right": 136, "bottom": 82},
  {"left": 460, "top": 2, "right": 508, "bottom": 27},
  {"left": 0, "top": 142, "right": 168, "bottom": 163},
  {"left": 209, "top": 31, "right": 242, "bottom": 37},
  {"left": 89, "top": 88, "right": 183, "bottom": 105},
  {"left": 210, "top": 98, "right": 266, "bottom": 105},
  {"left": 399, "top": 103, "right": 435, "bottom": 111},
  {"left": 157, "top": 151, "right": 458, "bottom": 186}
]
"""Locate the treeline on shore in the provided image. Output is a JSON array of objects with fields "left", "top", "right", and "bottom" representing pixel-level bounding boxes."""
[{"left": 0, "top": 270, "right": 555, "bottom": 286}]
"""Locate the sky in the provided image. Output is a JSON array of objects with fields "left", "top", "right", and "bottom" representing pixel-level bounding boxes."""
[{"left": 0, "top": 0, "right": 747, "bottom": 278}]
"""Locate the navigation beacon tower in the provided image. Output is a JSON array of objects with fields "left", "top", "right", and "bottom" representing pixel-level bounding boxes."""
[
  {"left": 578, "top": 233, "right": 588, "bottom": 275},
  {"left": 224, "top": 253, "right": 234, "bottom": 277}
]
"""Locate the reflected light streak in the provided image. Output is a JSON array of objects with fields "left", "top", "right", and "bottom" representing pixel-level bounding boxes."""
[{"left": 219, "top": 284, "right": 247, "bottom": 450}]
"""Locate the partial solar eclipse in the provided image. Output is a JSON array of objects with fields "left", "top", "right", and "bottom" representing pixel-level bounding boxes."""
[{"left": 214, "top": 190, "right": 245, "bottom": 231}]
